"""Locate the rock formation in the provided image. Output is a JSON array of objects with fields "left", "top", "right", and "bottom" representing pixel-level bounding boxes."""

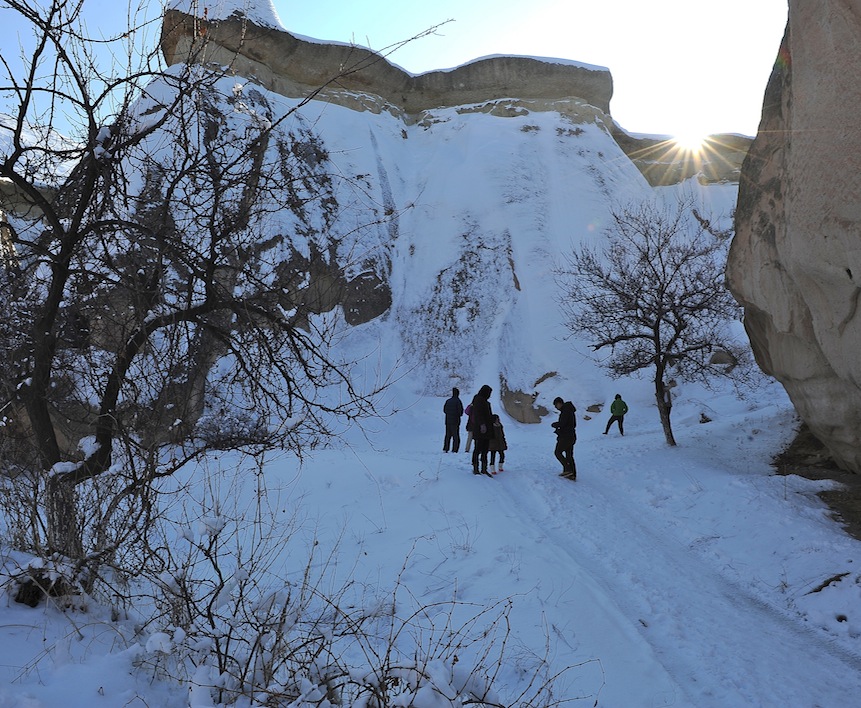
[
  {"left": 728, "top": 9, "right": 861, "bottom": 473},
  {"left": 161, "top": 10, "right": 613, "bottom": 115},
  {"left": 161, "top": 8, "right": 747, "bottom": 186}
]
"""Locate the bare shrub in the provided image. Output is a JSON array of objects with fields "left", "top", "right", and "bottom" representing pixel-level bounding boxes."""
[{"left": 106, "top": 462, "right": 597, "bottom": 707}]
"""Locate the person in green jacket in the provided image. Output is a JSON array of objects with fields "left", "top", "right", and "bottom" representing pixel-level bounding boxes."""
[{"left": 603, "top": 394, "right": 628, "bottom": 436}]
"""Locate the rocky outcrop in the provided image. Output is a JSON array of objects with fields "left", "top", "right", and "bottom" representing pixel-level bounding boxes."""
[
  {"left": 160, "top": 10, "right": 748, "bottom": 185},
  {"left": 161, "top": 10, "right": 613, "bottom": 116},
  {"left": 500, "top": 380, "right": 546, "bottom": 425},
  {"left": 727, "top": 9, "right": 861, "bottom": 473}
]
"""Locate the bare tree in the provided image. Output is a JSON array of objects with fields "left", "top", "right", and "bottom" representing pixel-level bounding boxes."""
[
  {"left": 556, "top": 198, "right": 747, "bottom": 445},
  {"left": 0, "top": 0, "right": 398, "bottom": 567}
]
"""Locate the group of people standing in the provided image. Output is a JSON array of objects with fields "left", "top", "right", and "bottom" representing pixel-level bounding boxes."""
[
  {"left": 444, "top": 386, "right": 628, "bottom": 481},
  {"left": 443, "top": 386, "right": 507, "bottom": 476}
]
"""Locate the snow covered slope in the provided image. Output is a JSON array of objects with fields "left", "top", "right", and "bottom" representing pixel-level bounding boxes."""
[
  {"left": 157, "top": 0, "right": 742, "bottom": 413},
  {"left": 192, "top": 72, "right": 738, "bottom": 414}
]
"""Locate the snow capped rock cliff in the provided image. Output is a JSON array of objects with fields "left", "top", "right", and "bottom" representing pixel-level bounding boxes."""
[{"left": 151, "top": 2, "right": 741, "bottom": 421}]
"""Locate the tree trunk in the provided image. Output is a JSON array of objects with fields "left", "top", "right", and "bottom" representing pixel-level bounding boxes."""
[
  {"left": 46, "top": 474, "right": 83, "bottom": 559},
  {"left": 655, "top": 381, "right": 677, "bottom": 446}
]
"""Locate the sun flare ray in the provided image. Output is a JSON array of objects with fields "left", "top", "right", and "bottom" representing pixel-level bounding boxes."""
[{"left": 673, "top": 133, "right": 707, "bottom": 154}]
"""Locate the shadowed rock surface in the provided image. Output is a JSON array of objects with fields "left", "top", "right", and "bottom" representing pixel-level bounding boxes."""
[
  {"left": 161, "top": 10, "right": 613, "bottom": 115},
  {"left": 728, "top": 8, "right": 861, "bottom": 473}
]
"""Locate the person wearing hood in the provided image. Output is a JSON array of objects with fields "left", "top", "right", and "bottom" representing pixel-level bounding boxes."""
[
  {"left": 488, "top": 414, "right": 507, "bottom": 473},
  {"left": 470, "top": 384, "right": 494, "bottom": 477},
  {"left": 603, "top": 393, "right": 628, "bottom": 436},
  {"left": 552, "top": 396, "right": 577, "bottom": 480}
]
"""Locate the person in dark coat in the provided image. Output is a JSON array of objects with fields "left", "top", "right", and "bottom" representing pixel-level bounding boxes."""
[
  {"left": 443, "top": 387, "right": 464, "bottom": 452},
  {"left": 488, "top": 414, "right": 507, "bottom": 473},
  {"left": 470, "top": 384, "right": 494, "bottom": 477},
  {"left": 552, "top": 396, "right": 577, "bottom": 480}
]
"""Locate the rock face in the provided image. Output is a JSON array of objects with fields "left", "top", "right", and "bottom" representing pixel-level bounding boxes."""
[
  {"left": 727, "top": 10, "right": 861, "bottom": 473},
  {"left": 160, "top": 10, "right": 749, "bottom": 185},
  {"left": 161, "top": 8, "right": 753, "bottom": 193},
  {"left": 161, "top": 10, "right": 614, "bottom": 115}
]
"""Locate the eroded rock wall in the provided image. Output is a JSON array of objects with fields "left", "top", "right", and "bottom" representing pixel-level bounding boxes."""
[
  {"left": 728, "top": 5, "right": 861, "bottom": 472},
  {"left": 161, "top": 10, "right": 613, "bottom": 116},
  {"left": 161, "top": 10, "right": 749, "bottom": 184}
]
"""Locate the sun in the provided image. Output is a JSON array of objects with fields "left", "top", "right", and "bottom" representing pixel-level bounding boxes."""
[{"left": 673, "top": 132, "right": 707, "bottom": 154}]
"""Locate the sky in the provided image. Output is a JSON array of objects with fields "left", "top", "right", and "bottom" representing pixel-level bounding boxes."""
[
  {"left": 1, "top": 0, "right": 787, "bottom": 140},
  {"left": 278, "top": 0, "right": 789, "bottom": 139}
]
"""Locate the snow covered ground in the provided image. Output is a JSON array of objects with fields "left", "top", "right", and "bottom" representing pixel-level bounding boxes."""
[{"left": 3, "top": 375, "right": 861, "bottom": 707}]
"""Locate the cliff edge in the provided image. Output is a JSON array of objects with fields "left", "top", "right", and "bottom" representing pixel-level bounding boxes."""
[
  {"left": 160, "top": 8, "right": 748, "bottom": 185},
  {"left": 161, "top": 9, "right": 613, "bottom": 115}
]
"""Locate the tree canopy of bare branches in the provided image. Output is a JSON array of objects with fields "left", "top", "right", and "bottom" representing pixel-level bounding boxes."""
[
  {"left": 0, "top": 0, "right": 392, "bottom": 564},
  {"left": 556, "top": 198, "right": 747, "bottom": 445}
]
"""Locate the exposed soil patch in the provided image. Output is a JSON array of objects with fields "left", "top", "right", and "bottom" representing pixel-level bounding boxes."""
[{"left": 773, "top": 424, "right": 861, "bottom": 542}]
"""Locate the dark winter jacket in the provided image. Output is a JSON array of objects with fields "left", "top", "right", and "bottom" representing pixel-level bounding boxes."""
[
  {"left": 444, "top": 395, "right": 464, "bottom": 423},
  {"left": 470, "top": 386, "right": 494, "bottom": 440},
  {"left": 553, "top": 401, "right": 577, "bottom": 441},
  {"left": 488, "top": 420, "right": 508, "bottom": 452}
]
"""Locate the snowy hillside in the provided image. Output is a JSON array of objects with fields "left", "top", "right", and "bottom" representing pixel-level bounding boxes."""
[{"left": 198, "top": 72, "right": 740, "bottom": 405}]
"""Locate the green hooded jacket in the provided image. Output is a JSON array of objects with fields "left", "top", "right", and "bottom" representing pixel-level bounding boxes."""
[{"left": 610, "top": 397, "right": 628, "bottom": 416}]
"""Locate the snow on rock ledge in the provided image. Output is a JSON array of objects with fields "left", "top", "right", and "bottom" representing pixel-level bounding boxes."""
[
  {"left": 158, "top": 6, "right": 749, "bottom": 186},
  {"left": 160, "top": 8, "right": 613, "bottom": 116},
  {"left": 166, "top": 0, "right": 284, "bottom": 29}
]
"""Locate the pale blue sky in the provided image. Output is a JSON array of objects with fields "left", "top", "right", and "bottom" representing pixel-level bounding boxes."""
[
  {"left": 2, "top": 0, "right": 788, "bottom": 138},
  {"left": 279, "top": 0, "right": 788, "bottom": 138}
]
